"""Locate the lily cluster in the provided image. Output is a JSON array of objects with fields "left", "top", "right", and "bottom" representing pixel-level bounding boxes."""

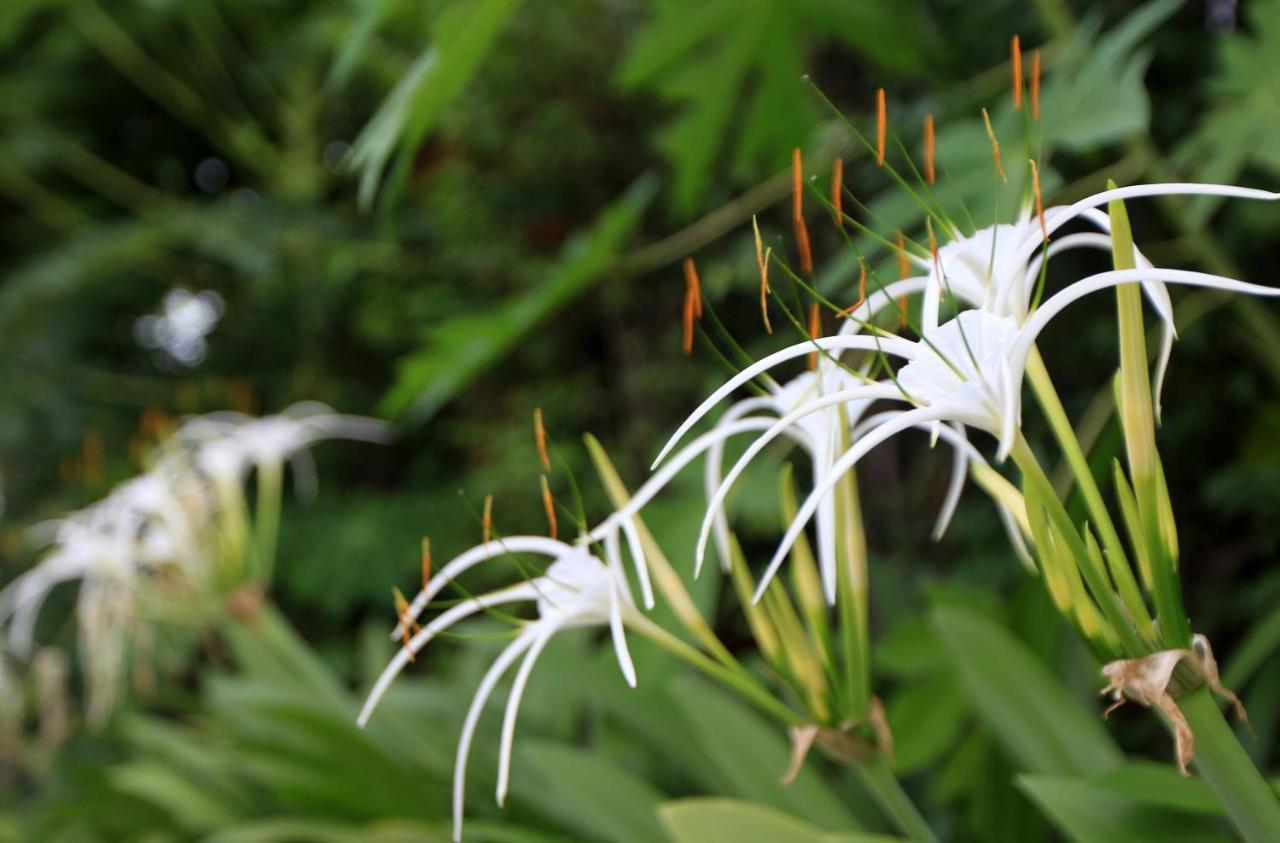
[
  {"left": 358, "top": 45, "right": 1280, "bottom": 843},
  {"left": 0, "top": 402, "right": 386, "bottom": 725}
]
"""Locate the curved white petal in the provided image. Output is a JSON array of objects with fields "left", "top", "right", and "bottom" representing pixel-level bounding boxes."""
[
  {"left": 495, "top": 621, "right": 562, "bottom": 807},
  {"left": 754, "top": 407, "right": 944, "bottom": 603},
  {"left": 837, "top": 277, "right": 930, "bottom": 337},
  {"left": 706, "top": 397, "right": 782, "bottom": 572},
  {"left": 592, "top": 417, "right": 806, "bottom": 542},
  {"left": 695, "top": 384, "right": 903, "bottom": 581},
  {"left": 608, "top": 578, "right": 637, "bottom": 689},
  {"left": 452, "top": 629, "right": 539, "bottom": 842},
  {"left": 361, "top": 582, "right": 541, "bottom": 727},
  {"left": 616, "top": 517, "right": 653, "bottom": 610},
  {"left": 651, "top": 335, "right": 917, "bottom": 468},
  {"left": 852, "top": 413, "right": 983, "bottom": 541},
  {"left": 1022, "top": 184, "right": 1279, "bottom": 275},
  {"left": 1014, "top": 268, "right": 1280, "bottom": 374},
  {"left": 395, "top": 537, "right": 571, "bottom": 638}
]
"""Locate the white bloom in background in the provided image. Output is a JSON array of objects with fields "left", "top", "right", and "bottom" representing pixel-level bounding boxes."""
[
  {"left": 134, "top": 288, "right": 224, "bottom": 368},
  {"left": 0, "top": 403, "right": 388, "bottom": 725},
  {"left": 358, "top": 538, "right": 638, "bottom": 842},
  {"left": 179, "top": 401, "right": 391, "bottom": 496}
]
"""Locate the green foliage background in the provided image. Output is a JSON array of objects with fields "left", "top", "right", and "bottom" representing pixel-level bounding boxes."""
[{"left": 1, "top": 0, "right": 1279, "bottom": 840}]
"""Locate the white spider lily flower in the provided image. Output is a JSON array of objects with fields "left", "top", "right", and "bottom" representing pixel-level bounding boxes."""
[
  {"left": 358, "top": 539, "right": 638, "bottom": 842},
  {"left": 658, "top": 258, "right": 1279, "bottom": 602},
  {"left": 915, "top": 183, "right": 1280, "bottom": 414}
]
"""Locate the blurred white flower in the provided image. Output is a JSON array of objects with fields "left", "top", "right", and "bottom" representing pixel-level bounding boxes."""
[
  {"left": 179, "top": 401, "right": 391, "bottom": 495},
  {"left": 0, "top": 403, "right": 388, "bottom": 726},
  {"left": 359, "top": 539, "right": 638, "bottom": 842},
  {"left": 134, "top": 288, "right": 224, "bottom": 368}
]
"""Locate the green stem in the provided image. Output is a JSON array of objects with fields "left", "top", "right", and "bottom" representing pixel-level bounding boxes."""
[
  {"left": 854, "top": 756, "right": 939, "bottom": 843},
  {"left": 1011, "top": 435, "right": 1146, "bottom": 655},
  {"left": 1024, "top": 348, "right": 1155, "bottom": 640},
  {"left": 629, "top": 615, "right": 802, "bottom": 728},
  {"left": 1178, "top": 687, "right": 1280, "bottom": 843},
  {"left": 254, "top": 460, "right": 283, "bottom": 582}
]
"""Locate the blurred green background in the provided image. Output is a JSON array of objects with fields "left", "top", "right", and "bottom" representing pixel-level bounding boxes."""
[{"left": 2, "top": 0, "right": 1280, "bottom": 840}]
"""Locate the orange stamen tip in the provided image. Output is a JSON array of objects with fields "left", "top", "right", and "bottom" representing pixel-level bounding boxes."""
[
  {"left": 791, "top": 149, "right": 813, "bottom": 275},
  {"left": 830, "top": 158, "right": 844, "bottom": 228},
  {"left": 1029, "top": 158, "right": 1048, "bottom": 242},
  {"left": 482, "top": 494, "right": 494, "bottom": 544},
  {"left": 895, "top": 231, "right": 910, "bottom": 281},
  {"left": 392, "top": 587, "right": 420, "bottom": 659},
  {"left": 876, "top": 88, "right": 887, "bottom": 167},
  {"left": 1031, "top": 50, "right": 1041, "bottom": 119},
  {"left": 1011, "top": 35, "right": 1023, "bottom": 111},
  {"left": 540, "top": 474, "right": 557, "bottom": 541},
  {"left": 981, "top": 108, "right": 1007, "bottom": 182},
  {"left": 681, "top": 258, "right": 701, "bottom": 354},
  {"left": 421, "top": 537, "right": 432, "bottom": 589},
  {"left": 683, "top": 257, "right": 702, "bottom": 319},
  {"left": 533, "top": 407, "right": 551, "bottom": 471},
  {"left": 923, "top": 114, "right": 936, "bottom": 185},
  {"left": 897, "top": 294, "right": 909, "bottom": 329}
]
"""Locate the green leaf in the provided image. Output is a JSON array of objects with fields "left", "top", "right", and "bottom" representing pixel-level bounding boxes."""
[
  {"left": 666, "top": 676, "right": 860, "bottom": 831},
  {"left": 930, "top": 600, "right": 1123, "bottom": 776},
  {"left": 658, "top": 799, "right": 903, "bottom": 843},
  {"left": 348, "top": 0, "right": 523, "bottom": 208},
  {"left": 0, "top": 0, "right": 43, "bottom": 49},
  {"left": 1038, "top": 0, "right": 1181, "bottom": 151},
  {"left": 1175, "top": 0, "right": 1280, "bottom": 225},
  {"left": 616, "top": 0, "right": 925, "bottom": 211},
  {"left": 886, "top": 676, "right": 969, "bottom": 775},
  {"left": 381, "top": 176, "right": 656, "bottom": 422},
  {"left": 108, "top": 760, "right": 240, "bottom": 833},
  {"left": 1019, "top": 774, "right": 1234, "bottom": 843},
  {"left": 516, "top": 742, "right": 668, "bottom": 843},
  {"left": 1092, "top": 762, "right": 1224, "bottom": 816}
]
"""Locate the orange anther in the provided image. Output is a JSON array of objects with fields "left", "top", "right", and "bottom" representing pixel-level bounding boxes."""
[
  {"left": 897, "top": 294, "right": 909, "bottom": 330},
  {"left": 1011, "top": 36, "right": 1023, "bottom": 111},
  {"left": 683, "top": 257, "right": 702, "bottom": 319},
  {"left": 1031, "top": 50, "right": 1041, "bottom": 119},
  {"left": 876, "top": 88, "right": 887, "bottom": 167},
  {"left": 682, "top": 257, "right": 702, "bottom": 354},
  {"left": 753, "top": 217, "right": 772, "bottom": 335},
  {"left": 1029, "top": 158, "right": 1048, "bottom": 242},
  {"left": 392, "top": 587, "right": 421, "bottom": 660},
  {"left": 924, "top": 114, "right": 936, "bottom": 184},
  {"left": 533, "top": 407, "right": 551, "bottom": 471},
  {"left": 791, "top": 148, "right": 814, "bottom": 275},
  {"left": 895, "top": 231, "right": 910, "bottom": 280},
  {"left": 831, "top": 158, "right": 844, "bottom": 227},
  {"left": 421, "top": 537, "right": 432, "bottom": 589},
  {"left": 981, "top": 108, "right": 1007, "bottom": 182},
  {"left": 540, "top": 474, "right": 558, "bottom": 541},
  {"left": 482, "top": 494, "right": 494, "bottom": 544},
  {"left": 807, "top": 302, "right": 821, "bottom": 370}
]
